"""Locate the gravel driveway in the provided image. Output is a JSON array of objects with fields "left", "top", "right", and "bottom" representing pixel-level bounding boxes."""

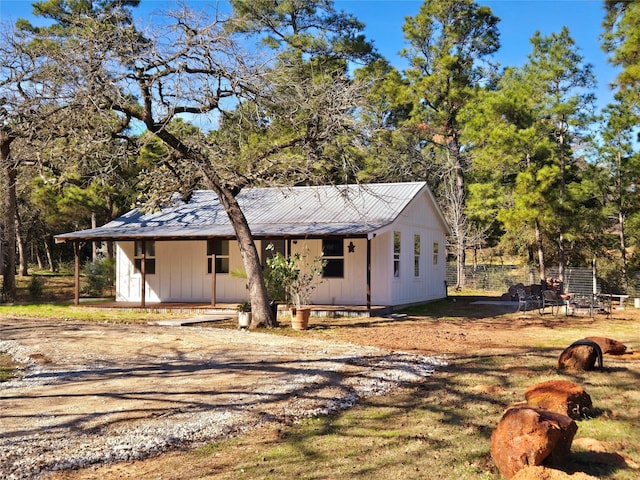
[{"left": 0, "top": 318, "right": 444, "bottom": 479}]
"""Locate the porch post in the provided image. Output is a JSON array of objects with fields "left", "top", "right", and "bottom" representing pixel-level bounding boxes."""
[
  {"left": 140, "top": 240, "right": 146, "bottom": 308},
  {"left": 366, "top": 238, "right": 371, "bottom": 311},
  {"left": 210, "top": 253, "right": 216, "bottom": 306},
  {"left": 73, "top": 241, "right": 80, "bottom": 306}
]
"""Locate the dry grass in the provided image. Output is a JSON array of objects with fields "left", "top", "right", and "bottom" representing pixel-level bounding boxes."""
[
  {"left": 165, "top": 311, "right": 640, "bottom": 480},
  {"left": 2, "top": 277, "right": 639, "bottom": 479}
]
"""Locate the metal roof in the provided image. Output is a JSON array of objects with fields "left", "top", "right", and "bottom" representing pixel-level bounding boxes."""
[{"left": 56, "top": 182, "right": 445, "bottom": 242}]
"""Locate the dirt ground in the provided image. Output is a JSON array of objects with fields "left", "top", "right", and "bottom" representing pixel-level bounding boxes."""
[
  {"left": 1, "top": 312, "right": 445, "bottom": 480},
  {"left": 1, "top": 299, "right": 638, "bottom": 479}
]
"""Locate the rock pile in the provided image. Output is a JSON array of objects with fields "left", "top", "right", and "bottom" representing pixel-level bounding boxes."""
[
  {"left": 491, "top": 336, "right": 629, "bottom": 479},
  {"left": 525, "top": 380, "right": 592, "bottom": 419},
  {"left": 491, "top": 406, "right": 577, "bottom": 479},
  {"left": 558, "top": 339, "right": 603, "bottom": 371}
]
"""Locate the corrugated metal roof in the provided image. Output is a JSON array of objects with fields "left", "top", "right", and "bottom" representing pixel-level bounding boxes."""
[{"left": 55, "top": 182, "right": 438, "bottom": 242}]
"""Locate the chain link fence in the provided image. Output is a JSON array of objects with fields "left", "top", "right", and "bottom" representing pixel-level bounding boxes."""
[{"left": 446, "top": 262, "right": 639, "bottom": 297}]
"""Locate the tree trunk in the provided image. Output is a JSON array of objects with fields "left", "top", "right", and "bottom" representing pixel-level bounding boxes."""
[
  {"left": 35, "top": 242, "right": 44, "bottom": 270},
  {"left": 619, "top": 210, "right": 628, "bottom": 291},
  {"left": 149, "top": 126, "right": 275, "bottom": 328},
  {"left": 456, "top": 239, "right": 466, "bottom": 290},
  {"left": 557, "top": 120, "right": 566, "bottom": 289},
  {"left": 558, "top": 232, "right": 566, "bottom": 289},
  {"left": 16, "top": 215, "right": 28, "bottom": 277},
  {"left": 44, "top": 237, "right": 56, "bottom": 273},
  {"left": 106, "top": 196, "right": 115, "bottom": 259},
  {"left": 214, "top": 186, "right": 275, "bottom": 328},
  {"left": 1, "top": 132, "right": 17, "bottom": 301},
  {"left": 452, "top": 137, "right": 467, "bottom": 290},
  {"left": 91, "top": 212, "right": 98, "bottom": 261},
  {"left": 535, "top": 218, "right": 545, "bottom": 284}
]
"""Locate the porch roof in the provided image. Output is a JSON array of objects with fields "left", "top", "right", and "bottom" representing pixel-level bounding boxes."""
[{"left": 56, "top": 182, "right": 443, "bottom": 243}]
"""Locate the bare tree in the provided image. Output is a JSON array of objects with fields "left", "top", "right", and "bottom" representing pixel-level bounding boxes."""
[
  {"left": 39, "top": 4, "right": 368, "bottom": 326},
  {"left": 0, "top": 23, "right": 72, "bottom": 299}
]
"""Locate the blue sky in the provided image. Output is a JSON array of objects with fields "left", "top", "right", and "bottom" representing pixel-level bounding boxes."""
[{"left": 1, "top": 0, "right": 617, "bottom": 109}]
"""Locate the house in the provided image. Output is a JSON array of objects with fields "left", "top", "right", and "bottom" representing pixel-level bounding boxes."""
[{"left": 55, "top": 182, "right": 450, "bottom": 310}]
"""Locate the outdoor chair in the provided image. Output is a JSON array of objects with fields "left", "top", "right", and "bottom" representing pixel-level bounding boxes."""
[
  {"left": 516, "top": 287, "right": 540, "bottom": 312},
  {"left": 566, "top": 294, "right": 593, "bottom": 317},
  {"left": 591, "top": 294, "right": 612, "bottom": 319},
  {"left": 540, "top": 290, "right": 565, "bottom": 316}
]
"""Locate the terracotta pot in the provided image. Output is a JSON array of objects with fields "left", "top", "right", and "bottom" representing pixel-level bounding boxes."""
[{"left": 291, "top": 307, "right": 311, "bottom": 331}]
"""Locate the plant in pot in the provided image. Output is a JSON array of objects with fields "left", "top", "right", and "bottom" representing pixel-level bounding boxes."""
[
  {"left": 236, "top": 301, "right": 252, "bottom": 329},
  {"left": 265, "top": 244, "right": 325, "bottom": 330},
  {"left": 263, "top": 251, "right": 289, "bottom": 325}
]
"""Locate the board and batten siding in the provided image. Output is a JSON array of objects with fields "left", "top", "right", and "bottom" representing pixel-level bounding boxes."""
[
  {"left": 370, "top": 192, "right": 447, "bottom": 306},
  {"left": 116, "top": 240, "right": 248, "bottom": 303},
  {"left": 293, "top": 238, "right": 368, "bottom": 306},
  {"left": 113, "top": 187, "right": 446, "bottom": 306}
]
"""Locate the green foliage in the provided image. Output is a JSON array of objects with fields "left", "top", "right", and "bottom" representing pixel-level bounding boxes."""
[
  {"left": 27, "top": 276, "right": 45, "bottom": 299},
  {"left": 81, "top": 258, "right": 115, "bottom": 297},
  {"left": 464, "top": 26, "right": 598, "bottom": 277},
  {"left": 264, "top": 244, "right": 325, "bottom": 308},
  {"left": 401, "top": 0, "right": 500, "bottom": 124},
  {"left": 230, "top": 0, "right": 375, "bottom": 64},
  {"left": 602, "top": 1, "right": 640, "bottom": 99},
  {"left": 7, "top": 0, "right": 640, "bottom": 295},
  {"left": 236, "top": 301, "right": 251, "bottom": 312}
]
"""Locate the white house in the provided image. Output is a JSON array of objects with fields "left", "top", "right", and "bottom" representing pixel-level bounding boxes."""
[{"left": 56, "top": 182, "right": 450, "bottom": 310}]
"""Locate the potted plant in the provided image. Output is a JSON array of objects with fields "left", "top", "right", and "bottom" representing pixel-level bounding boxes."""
[
  {"left": 236, "top": 301, "right": 252, "bottom": 329},
  {"left": 265, "top": 244, "right": 325, "bottom": 330}
]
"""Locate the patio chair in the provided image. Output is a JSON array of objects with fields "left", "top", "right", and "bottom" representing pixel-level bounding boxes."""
[
  {"left": 566, "top": 294, "right": 593, "bottom": 317},
  {"left": 592, "top": 294, "right": 612, "bottom": 319},
  {"left": 540, "top": 290, "right": 565, "bottom": 316},
  {"left": 516, "top": 287, "right": 539, "bottom": 312}
]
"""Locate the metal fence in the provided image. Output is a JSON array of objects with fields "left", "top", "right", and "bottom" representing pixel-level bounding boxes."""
[{"left": 446, "top": 262, "right": 635, "bottom": 296}]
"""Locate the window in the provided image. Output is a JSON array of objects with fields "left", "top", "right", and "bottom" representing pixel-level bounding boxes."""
[
  {"left": 433, "top": 242, "right": 439, "bottom": 265},
  {"left": 207, "top": 239, "right": 229, "bottom": 274},
  {"left": 414, "top": 234, "right": 421, "bottom": 277},
  {"left": 393, "top": 231, "right": 401, "bottom": 278},
  {"left": 322, "top": 238, "right": 344, "bottom": 278},
  {"left": 134, "top": 240, "right": 156, "bottom": 274}
]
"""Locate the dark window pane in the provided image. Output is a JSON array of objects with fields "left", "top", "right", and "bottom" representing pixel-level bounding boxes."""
[
  {"left": 394, "top": 232, "right": 401, "bottom": 254},
  {"left": 207, "top": 239, "right": 229, "bottom": 256},
  {"left": 135, "top": 240, "right": 155, "bottom": 257},
  {"left": 323, "top": 238, "right": 343, "bottom": 256},
  {"left": 216, "top": 257, "right": 229, "bottom": 274},
  {"left": 134, "top": 259, "right": 156, "bottom": 275},
  {"left": 323, "top": 259, "right": 344, "bottom": 278},
  {"left": 207, "top": 238, "right": 229, "bottom": 256},
  {"left": 208, "top": 257, "right": 229, "bottom": 274},
  {"left": 146, "top": 259, "right": 156, "bottom": 275}
]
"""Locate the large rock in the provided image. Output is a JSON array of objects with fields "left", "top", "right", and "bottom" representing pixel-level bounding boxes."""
[
  {"left": 511, "top": 466, "right": 598, "bottom": 480},
  {"left": 491, "top": 406, "right": 578, "bottom": 479},
  {"left": 525, "top": 380, "right": 592, "bottom": 419},
  {"left": 558, "top": 340, "right": 603, "bottom": 371},
  {"left": 584, "top": 336, "right": 627, "bottom": 355}
]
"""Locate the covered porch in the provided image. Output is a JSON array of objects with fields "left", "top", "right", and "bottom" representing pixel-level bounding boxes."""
[{"left": 76, "top": 300, "right": 392, "bottom": 319}]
